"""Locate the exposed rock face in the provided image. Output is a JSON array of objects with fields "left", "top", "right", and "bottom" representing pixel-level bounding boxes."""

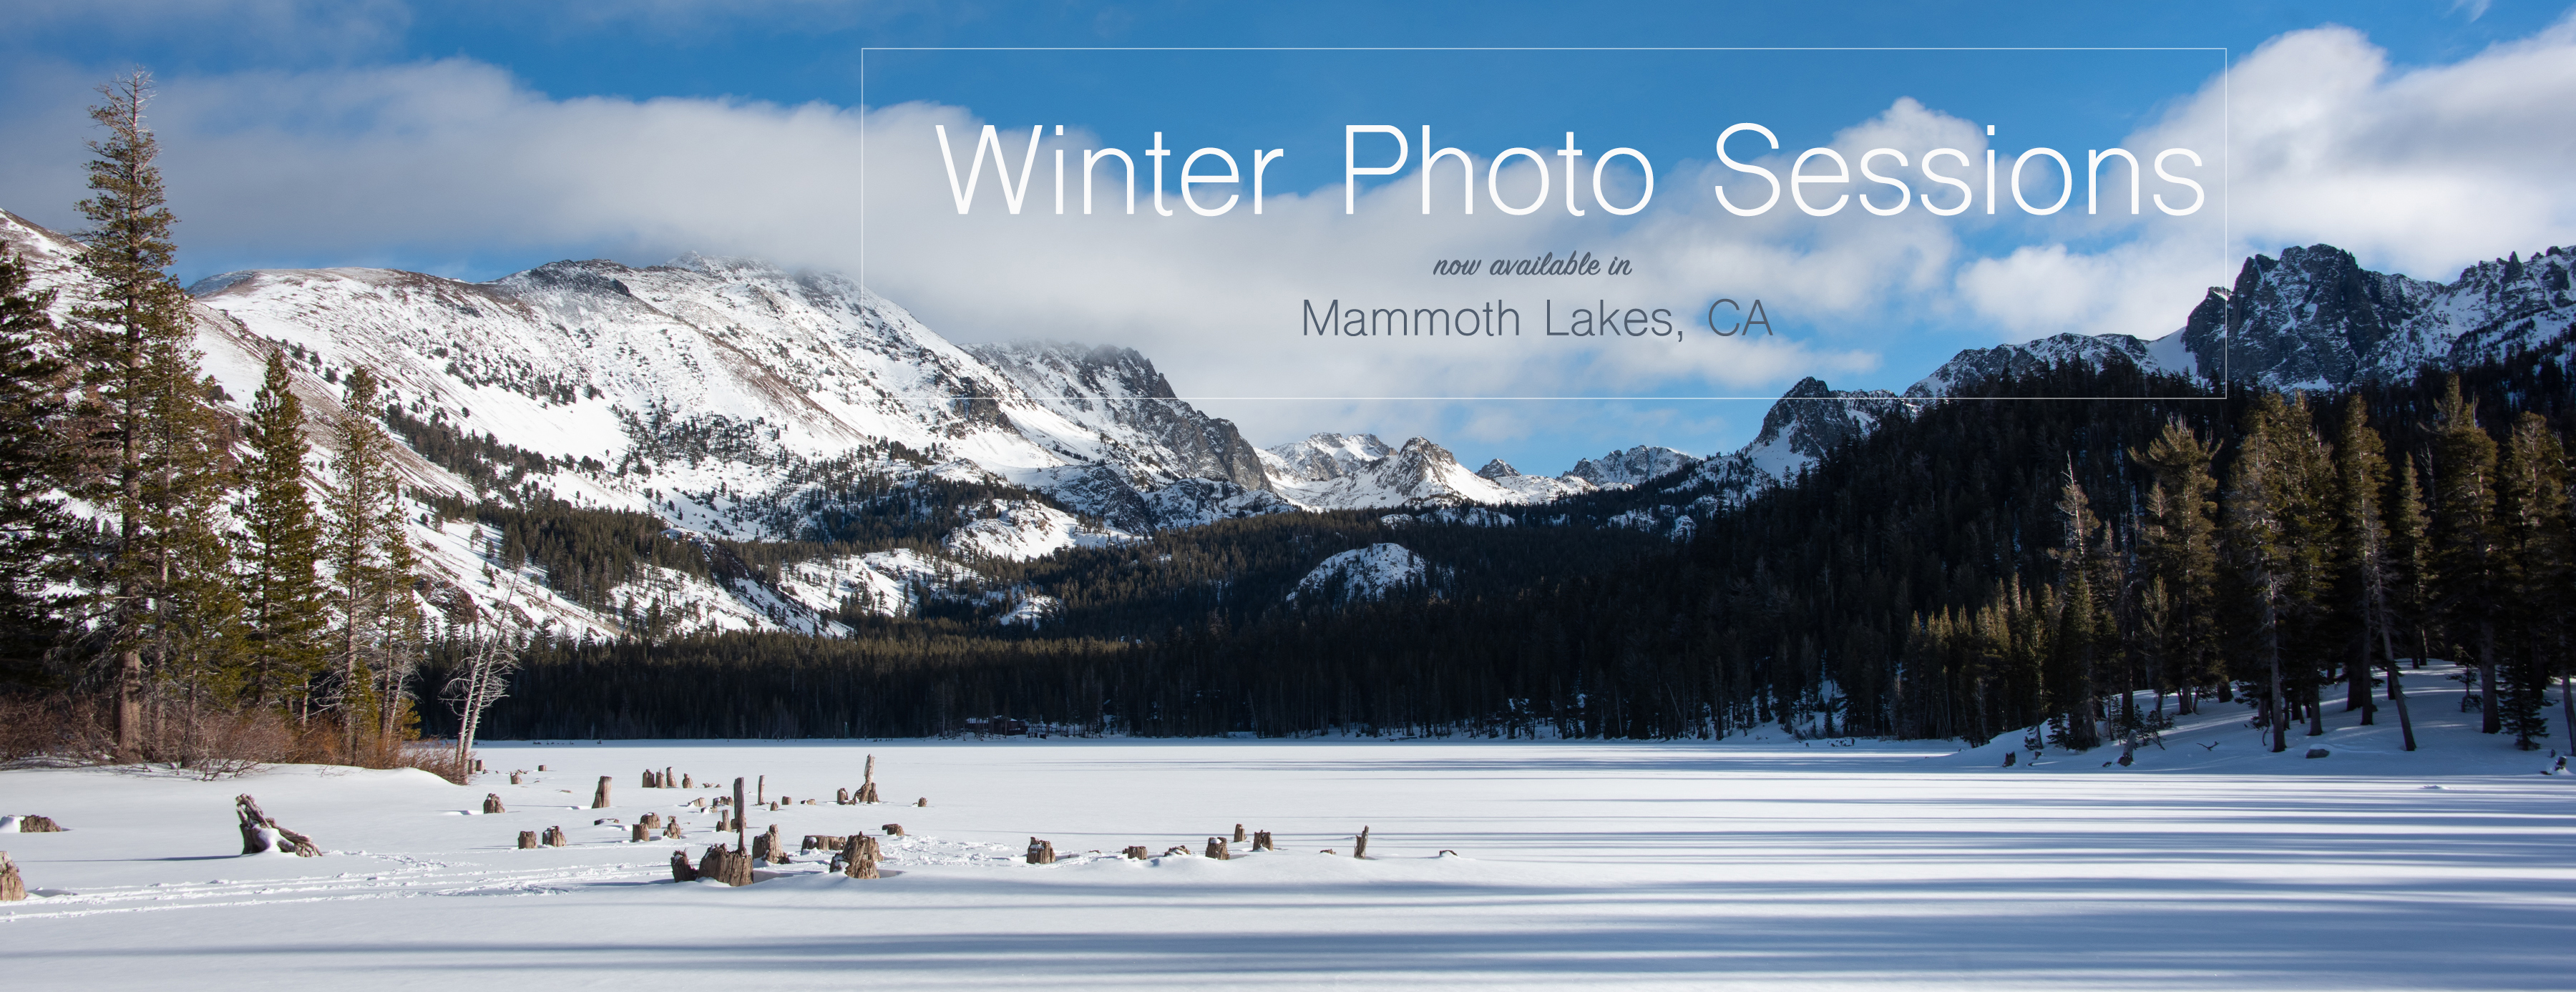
[
  {"left": 1561, "top": 446, "right": 1702, "bottom": 488},
  {"left": 968, "top": 341, "right": 1272, "bottom": 491},
  {"left": 2182, "top": 243, "right": 2576, "bottom": 389},
  {"left": 1288, "top": 544, "right": 1430, "bottom": 605}
]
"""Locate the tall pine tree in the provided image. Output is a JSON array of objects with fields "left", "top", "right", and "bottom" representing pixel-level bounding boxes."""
[
  {"left": 0, "top": 252, "right": 78, "bottom": 691},
  {"left": 69, "top": 70, "right": 237, "bottom": 760},
  {"left": 236, "top": 350, "right": 327, "bottom": 711},
  {"left": 2496, "top": 411, "right": 2568, "bottom": 750},
  {"left": 2428, "top": 377, "right": 2504, "bottom": 735}
]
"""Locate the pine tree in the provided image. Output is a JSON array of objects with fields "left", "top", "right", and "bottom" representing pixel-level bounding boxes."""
[
  {"left": 69, "top": 70, "right": 238, "bottom": 760},
  {"left": 2046, "top": 464, "right": 2107, "bottom": 750},
  {"left": 2332, "top": 396, "right": 2414, "bottom": 747},
  {"left": 323, "top": 365, "right": 423, "bottom": 755},
  {"left": 2132, "top": 417, "right": 2221, "bottom": 714},
  {"left": 235, "top": 350, "right": 328, "bottom": 710},
  {"left": 2389, "top": 457, "right": 2436, "bottom": 674},
  {"left": 2495, "top": 411, "right": 2567, "bottom": 750},
  {"left": 0, "top": 253, "right": 78, "bottom": 690},
  {"left": 2226, "top": 392, "right": 2331, "bottom": 751},
  {"left": 2428, "top": 377, "right": 2504, "bottom": 734}
]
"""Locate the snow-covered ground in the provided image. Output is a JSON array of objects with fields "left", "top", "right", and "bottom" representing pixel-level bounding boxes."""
[{"left": 4, "top": 664, "right": 2572, "bottom": 990}]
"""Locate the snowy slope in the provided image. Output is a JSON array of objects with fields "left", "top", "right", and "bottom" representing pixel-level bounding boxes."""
[{"left": 1289, "top": 543, "right": 1430, "bottom": 604}]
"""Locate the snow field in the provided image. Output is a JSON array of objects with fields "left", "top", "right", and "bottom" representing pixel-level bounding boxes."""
[{"left": 1, "top": 667, "right": 2572, "bottom": 990}]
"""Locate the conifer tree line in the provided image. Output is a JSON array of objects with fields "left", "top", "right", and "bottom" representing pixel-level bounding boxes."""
[
  {"left": 426, "top": 356, "right": 2573, "bottom": 747},
  {"left": 0, "top": 74, "right": 453, "bottom": 770}
]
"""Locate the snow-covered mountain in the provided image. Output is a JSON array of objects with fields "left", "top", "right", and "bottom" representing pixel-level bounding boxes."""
[
  {"left": 1561, "top": 446, "right": 1702, "bottom": 488},
  {"left": 1260, "top": 433, "right": 1596, "bottom": 509}
]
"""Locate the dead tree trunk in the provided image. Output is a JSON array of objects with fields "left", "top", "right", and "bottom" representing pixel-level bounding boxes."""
[
  {"left": 732, "top": 777, "right": 748, "bottom": 853},
  {"left": 753, "top": 824, "right": 784, "bottom": 862},
  {"left": 1026, "top": 838, "right": 1057, "bottom": 864},
  {"left": 542, "top": 826, "right": 567, "bottom": 848},
  {"left": 1123, "top": 845, "right": 1148, "bottom": 860},
  {"left": 1353, "top": 826, "right": 1370, "bottom": 859},
  {"left": 592, "top": 777, "right": 613, "bottom": 809},
  {"left": 15, "top": 815, "right": 61, "bottom": 833},
  {"left": 914, "top": 797, "right": 927, "bottom": 807},
  {"left": 663, "top": 767, "right": 675, "bottom": 789},
  {"left": 1252, "top": 831, "right": 1274, "bottom": 851},
  {"left": 882, "top": 823, "right": 904, "bottom": 836},
  {"left": 631, "top": 823, "right": 650, "bottom": 842},
  {"left": 509, "top": 772, "right": 524, "bottom": 785},
  {"left": 640, "top": 770, "right": 656, "bottom": 789},
  {"left": 662, "top": 821, "right": 684, "bottom": 840},
  {"left": 1233, "top": 823, "right": 1247, "bottom": 843},
  {"left": 1204, "top": 838, "right": 1229, "bottom": 860},
  {"left": 235, "top": 795, "right": 319, "bottom": 856},
  {"left": 517, "top": 830, "right": 539, "bottom": 849},
  {"left": 640, "top": 813, "right": 662, "bottom": 830},
  {"left": 757, "top": 775, "right": 765, "bottom": 805},
  {"left": 668, "top": 849, "right": 697, "bottom": 881},
  {"left": 836, "top": 787, "right": 851, "bottom": 805},
  {"left": 681, "top": 774, "right": 692, "bottom": 788},
  {"left": 482, "top": 794, "right": 507, "bottom": 814},
  {"left": 858, "top": 755, "right": 880, "bottom": 804},
  {"left": 0, "top": 851, "right": 22, "bottom": 901}
]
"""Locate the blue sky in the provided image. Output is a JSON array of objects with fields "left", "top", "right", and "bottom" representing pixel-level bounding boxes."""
[{"left": 4, "top": 1, "right": 2572, "bottom": 472}]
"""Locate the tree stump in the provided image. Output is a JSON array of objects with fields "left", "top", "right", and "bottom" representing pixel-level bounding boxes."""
[
  {"left": 542, "top": 826, "right": 567, "bottom": 848},
  {"left": 664, "top": 767, "right": 675, "bottom": 789},
  {"left": 1025, "top": 838, "right": 1056, "bottom": 864},
  {"left": 1233, "top": 823, "right": 1246, "bottom": 843},
  {"left": 839, "top": 835, "right": 882, "bottom": 878},
  {"left": 632, "top": 823, "right": 650, "bottom": 842},
  {"left": 1123, "top": 845, "right": 1148, "bottom": 860},
  {"left": 1354, "top": 826, "right": 1370, "bottom": 859},
  {"left": 706, "top": 848, "right": 754, "bottom": 886},
  {"left": 641, "top": 770, "right": 656, "bottom": 789},
  {"left": 732, "top": 778, "right": 748, "bottom": 854},
  {"left": 662, "top": 821, "right": 684, "bottom": 840},
  {"left": 1204, "top": 838, "right": 1229, "bottom": 860},
  {"left": 882, "top": 823, "right": 904, "bottom": 836},
  {"left": 914, "top": 797, "right": 927, "bottom": 807},
  {"left": 640, "top": 812, "right": 662, "bottom": 830},
  {"left": 592, "top": 776, "right": 613, "bottom": 809},
  {"left": 473, "top": 759, "right": 485, "bottom": 774},
  {"left": 1252, "top": 831, "right": 1274, "bottom": 851},
  {"left": 1162, "top": 845, "right": 1193, "bottom": 857},
  {"left": 537, "top": 765, "right": 547, "bottom": 772},
  {"left": 482, "top": 794, "right": 507, "bottom": 814},
  {"left": 16, "top": 815, "right": 62, "bottom": 833},
  {"left": 668, "top": 849, "right": 697, "bottom": 881},
  {"left": 682, "top": 774, "right": 692, "bottom": 788},
  {"left": 836, "top": 787, "right": 851, "bottom": 805},
  {"left": 0, "top": 851, "right": 21, "bottom": 901},
  {"left": 857, "top": 755, "right": 880, "bottom": 803},
  {"left": 753, "top": 825, "right": 784, "bottom": 862},
  {"left": 510, "top": 772, "right": 525, "bottom": 785},
  {"left": 235, "top": 795, "right": 319, "bottom": 856},
  {"left": 517, "top": 830, "right": 540, "bottom": 849},
  {"left": 757, "top": 775, "right": 766, "bottom": 805}
]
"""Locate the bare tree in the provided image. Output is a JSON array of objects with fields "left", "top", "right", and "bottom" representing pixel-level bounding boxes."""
[{"left": 441, "top": 586, "right": 522, "bottom": 770}]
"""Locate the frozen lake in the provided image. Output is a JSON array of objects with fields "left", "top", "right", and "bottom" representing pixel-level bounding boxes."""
[{"left": 5, "top": 669, "right": 2573, "bottom": 990}]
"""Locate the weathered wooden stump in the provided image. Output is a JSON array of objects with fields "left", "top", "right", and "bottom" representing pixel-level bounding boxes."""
[
  {"left": 836, "top": 835, "right": 882, "bottom": 878},
  {"left": 542, "top": 826, "right": 567, "bottom": 848},
  {"left": 1233, "top": 823, "right": 1246, "bottom": 843},
  {"left": 663, "top": 767, "right": 675, "bottom": 788},
  {"left": 757, "top": 775, "right": 766, "bottom": 805},
  {"left": 234, "top": 795, "right": 318, "bottom": 856},
  {"left": 509, "top": 772, "right": 525, "bottom": 785},
  {"left": 1162, "top": 845, "right": 1193, "bottom": 857},
  {"left": 473, "top": 759, "right": 485, "bottom": 774},
  {"left": 752, "top": 824, "right": 784, "bottom": 862},
  {"left": 537, "top": 765, "right": 547, "bottom": 772},
  {"left": 640, "top": 770, "right": 656, "bottom": 789},
  {"left": 16, "top": 815, "right": 62, "bottom": 833},
  {"left": 631, "top": 823, "right": 650, "bottom": 842},
  {"left": 836, "top": 787, "right": 851, "bottom": 805},
  {"left": 1204, "top": 838, "right": 1229, "bottom": 860},
  {"left": 0, "top": 851, "right": 23, "bottom": 901},
  {"left": 1354, "top": 826, "right": 1370, "bottom": 859},
  {"left": 708, "top": 848, "right": 754, "bottom": 886},
  {"left": 882, "top": 823, "right": 905, "bottom": 837},
  {"left": 1123, "top": 845, "right": 1149, "bottom": 860},
  {"left": 914, "top": 797, "right": 927, "bottom": 807},
  {"left": 1025, "top": 838, "right": 1056, "bottom": 864},
  {"left": 1252, "top": 830, "right": 1274, "bottom": 851},
  {"left": 516, "top": 830, "right": 540, "bottom": 850},
  {"left": 681, "top": 774, "right": 693, "bottom": 788},
  {"left": 482, "top": 794, "right": 507, "bottom": 814},
  {"left": 640, "top": 812, "right": 662, "bottom": 830},
  {"left": 661, "top": 821, "right": 684, "bottom": 840},
  {"left": 668, "top": 849, "right": 697, "bottom": 881},
  {"left": 857, "top": 755, "right": 880, "bottom": 804},
  {"left": 592, "top": 776, "right": 613, "bottom": 809}
]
